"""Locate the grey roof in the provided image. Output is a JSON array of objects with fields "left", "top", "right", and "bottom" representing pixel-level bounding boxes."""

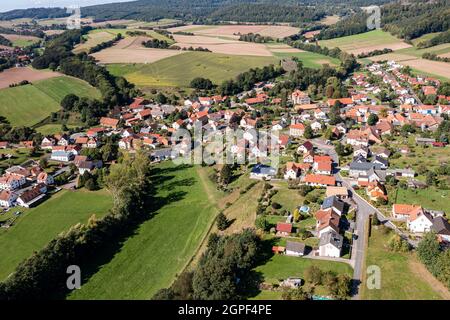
[
  {"left": 372, "top": 156, "right": 388, "bottom": 167},
  {"left": 322, "top": 196, "right": 345, "bottom": 213},
  {"left": 319, "top": 231, "right": 343, "bottom": 249},
  {"left": 349, "top": 161, "right": 381, "bottom": 171},
  {"left": 286, "top": 241, "right": 306, "bottom": 253},
  {"left": 432, "top": 216, "right": 450, "bottom": 236}
]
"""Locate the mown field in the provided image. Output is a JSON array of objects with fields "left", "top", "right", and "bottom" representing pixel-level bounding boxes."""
[
  {"left": 393, "top": 188, "right": 450, "bottom": 217},
  {"left": 68, "top": 163, "right": 222, "bottom": 299},
  {"left": 0, "top": 189, "right": 112, "bottom": 280},
  {"left": 360, "top": 228, "right": 448, "bottom": 300},
  {"left": 0, "top": 76, "right": 100, "bottom": 126},
  {"left": 319, "top": 30, "right": 411, "bottom": 55},
  {"left": 35, "top": 124, "right": 80, "bottom": 136},
  {"left": 107, "top": 51, "right": 277, "bottom": 88}
]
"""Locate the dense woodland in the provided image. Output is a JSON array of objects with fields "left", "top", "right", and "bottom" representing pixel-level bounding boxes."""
[{"left": 0, "top": 35, "right": 12, "bottom": 47}]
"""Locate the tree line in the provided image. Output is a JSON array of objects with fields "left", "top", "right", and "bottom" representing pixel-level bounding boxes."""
[
  {"left": 0, "top": 152, "right": 153, "bottom": 300},
  {"left": 88, "top": 33, "right": 123, "bottom": 54},
  {"left": 422, "top": 52, "right": 450, "bottom": 63},
  {"left": 238, "top": 33, "right": 273, "bottom": 43},
  {"left": 153, "top": 229, "right": 262, "bottom": 300}
]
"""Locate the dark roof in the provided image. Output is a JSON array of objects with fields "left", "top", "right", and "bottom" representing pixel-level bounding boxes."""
[
  {"left": 372, "top": 156, "right": 388, "bottom": 166},
  {"left": 251, "top": 164, "right": 276, "bottom": 176},
  {"left": 319, "top": 231, "right": 343, "bottom": 249},
  {"left": 322, "top": 196, "right": 345, "bottom": 213},
  {"left": 286, "top": 241, "right": 305, "bottom": 253},
  {"left": 432, "top": 216, "right": 450, "bottom": 236},
  {"left": 19, "top": 186, "right": 42, "bottom": 203},
  {"left": 349, "top": 161, "right": 381, "bottom": 171},
  {"left": 302, "top": 141, "right": 314, "bottom": 150}
]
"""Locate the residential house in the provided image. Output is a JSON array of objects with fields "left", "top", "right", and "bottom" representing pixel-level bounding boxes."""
[
  {"left": 0, "top": 141, "right": 9, "bottom": 149},
  {"left": 289, "top": 124, "right": 305, "bottom": 137},
  {"left": 37, "top": 172, "right": 54, "bottom": 185},
  {"left": 292, "top": 90, "right": 311, "bottom": 105},
  {"left": 366, "top": 181, "right": 388, "bottom": 202},
  {"left": 250, "top": 164, "right": 277, "bottom": 180},
  {"left": 319, "top": 231, "right": 343, "bottom": 258},
  {"left": 304, "top": 174, "right": 336, "bottom": 187},
  {"left": 392, "top": 204, "right": 423, "bottom": 220},
  {"left": 408, "top": 210, "right": 434, "bottom": 233},
  {"left": 284, "top": 162, "right": 309, "bottom": 180},
  {"left": 276, "top": 223, "right": 293, "bottom": 236},
  {"left": 432, "top": 217, "right": 450, "bottom": 243},
  {"left": 325, "top": 186, "right": 348, "bottom": 200},
  {"left": 50, "top": 150, "right": 73, "bottom": 162},
  {"left": 0, "top": 190, "right": 18, "bottom": 208},
  {"left": 315, "top": 208, "right": 340, "bottom": 237},
  {"left": 321, "top": 196, "right": 345, "bottom": 216},
  {"left": 297, "top": 141, "right": 314, "bottom": 154},
  {"left": 100, "top": 117, "right": 119, "bottom": 129}
]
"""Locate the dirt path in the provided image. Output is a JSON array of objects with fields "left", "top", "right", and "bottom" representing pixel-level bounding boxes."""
[{"left": 409, "top": 258, "right": 450, "bottom": 299}]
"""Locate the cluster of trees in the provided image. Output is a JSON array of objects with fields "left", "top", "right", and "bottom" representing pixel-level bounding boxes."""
[
  {"left": 0, "top": 56, "right": 15, "bottom": 73},
  {"left": 190, "top": 77, "right": 214, "bottom": 90},
  {"left": 0, "top": 117, "right": 37, "bottom": 144},
  {"left": 88, "top": 33, "right": 123, "bottom": 54},
  {"left": 0, "top": 152, "right": 153, "bottom": 299},
  {"left": 422, "top": 52, "right": 450, "bottom": 63},
  {"left": 153, "top": 229, "right": 262, "bottom": 300},
  {"left": 302, "top": 266, "right": 352, "bottom": 300},
  {"left": 238, "top": 33, "right": 273, "bottom": 43},
  {"left": 218, "top": 64, "right": 284, "bottom": 95},
  {"left": 317, "top": 12, "right": 369, "bottom": 40},
  {"left": 417, "top": 232, "right": 450, "bottom": 289},
  {"left": 357, "top": 48, "right": 393, "bottom": 58},
  {"left": 173, "top": 31, "right": 194, "bottom": 36},
  {"left": 417, "top": 30, "right": 450, "bottom": 49},
  {"left": 142, "top": 38, "right": 170, "bottom": 49}
]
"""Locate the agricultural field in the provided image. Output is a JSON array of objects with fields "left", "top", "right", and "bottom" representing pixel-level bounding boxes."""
[
  {"left": 0, "top": 189, "right": 113, "bottom": 281},
  {"left": 0, "top": 34, "right": 40, "bottom": 47},
  {"left": 0, "top": 67, "right": 60, "bottom": 89},
  {"left": 106, "top": 51, "right": 277, "bottom": 88},
  {"left": 319, "top": 29, "right": 411, "bottom": 55},
  {"left": 0, "top": 75, "right": 100, "bottom": 126},
  {"left": 172, "top": 34, "right": 273, "bottom": 56},
  {"left": 273, "top": 51, "right": 340, "bottom": 69},
  {"left": 73, "top": 31, "right": 116, "bottom": 53},
  {"left": 168, "top": 24, "right": 300, "bottom": 39},
  {"left": 91, "top": 36, "right": 182, "bottom": 64},
  {"left": 67, "top": 163, "right": 222, "bottom": 299},
  {"left": 251, "top": 254, "right": 353, "bottom": 299},
  {"left": 35, "top": 124, "right": 81, "bottom": 135},
  {"left": 360, "top": 228, "right": 449, "bottom": 300}
]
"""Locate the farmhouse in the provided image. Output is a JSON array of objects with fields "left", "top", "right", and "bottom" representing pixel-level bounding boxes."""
[{"left": 17, "top": 185, "right": 46, "bottom": 208}]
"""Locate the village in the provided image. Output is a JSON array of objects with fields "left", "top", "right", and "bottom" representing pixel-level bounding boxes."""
[{"left": 1, "top": 57, "right": 449, "bottom": 278}]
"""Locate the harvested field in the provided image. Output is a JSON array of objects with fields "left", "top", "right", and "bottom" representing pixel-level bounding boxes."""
[
  {"left": 43, "top": 30, "right": 65, "bottom": 36},
  {"left": 269, "top": 48, "right": 305, "bottom": 53},
  {"left": 172, "top": 34, "right": 273, "bottom": 56},
  {"left": 320, "top": 15, "right": 341, "bottom": 25},
  {"left": 439, "top": 52, "right": 450, "bottom": 58},
  {"left": 400, "top": 59, "right": 450, "bottom": 79},
  {"left": 0, "top": 67, "right": 60, "bottom": 89},
  {"left": 91, "top": 37, "right": 183, "bottom": 64},
  {"left": 368, "top": 53, "right": 417, "bottom": 62},
  {"left": 73, "top": 31, "right": 116, "bottom": 53}
]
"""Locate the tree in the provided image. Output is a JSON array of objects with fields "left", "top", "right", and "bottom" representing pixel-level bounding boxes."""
[
  {"left": 372, "top": 214, "right": 380, "bottom": 226},
  {"left": 216, "top": 212, "right": 230, "bottom": 231},
  {"left": 304, "top": 124, "right": 314, "bottom": 139},
  {"left": 190, "top": 77, "right": 214, "bottom": 90},
  {"left": 304, "top": 266, "right": 322, "bottom": 286},
  {"left": 84, "top": 177, "right": 98, "bottom": 191},
  {"left": 39, "top": 157, "right": 48, "bottom": 169},
  {"left": 155, "top": 92, "right": 167, "bottom": 104},
  {"left": 328, "top": 274, "right": 352, "bottom": 300},
  {"left": 255, "top": 216, "right": 270, "bottom": 231},
  {"left": 417, "top": 232, "right": 441, "bottom": 268},
  {"left": 293, "top": 208, "right": 301, "bottom": 222},
  {"left": 219, "top": 165, "right": 233, "bottom": 186},
  {"left": 61, "top": 94, "right": 79, "bottom": 111},
  {"left": 367, "top": 113, "right": 379, "bottom": 126}
]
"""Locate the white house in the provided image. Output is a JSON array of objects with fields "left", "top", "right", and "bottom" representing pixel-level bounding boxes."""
[
  {"left": 50, "top": 150, "right": 73, "bottom": 162},
  {"left": 408, "top": 211, "right": 434, "bottom": 233},
  {"left": 311, "top": 121, "right": 322, "bottom": 132},
  {"left": 0, "top": 190, "right": 18, "bottom": 207},
  {"left": 17, "top": 186, "right": 46, "bottom": 208},
  {"left": 0, "top": 174, "right": 24, "bottom": 191},
  {"left": 37, "top": 172, "right": 54, "bottom": 185},
  {"left": 318, "top": 231, "right": 343, "bottom": 258}
]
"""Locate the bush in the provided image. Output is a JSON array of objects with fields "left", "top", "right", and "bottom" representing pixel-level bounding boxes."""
[{"left": 216, "top": 212, "right": 230, "bottom": 231}]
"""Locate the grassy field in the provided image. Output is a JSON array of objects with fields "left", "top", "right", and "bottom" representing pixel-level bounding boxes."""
[
  {"left": 319, "top": 30, "right": 409, "bottom": 54},
  {"left": 360, "top": 228, "right": 447, "bottom": 300},
  {"left": 35, "top": 124, "right": 80, "bottom": 135},
  {"left": 0, "top": 76, "right": 100, "bottom": 127},
  {"left": 107, "top": 52, "right": 277, "bottom": 88},
  {"left": 251, "top": 254, "right": 353, "bottom": 299},
  {"left": 68, "top": 163, "right": 222, "bottom": 299},
  {"left": 273, "top": 51, "right": 339, "bottom": 69},
  {"left": 0, "top": 189, "right": 112, "bottom": 280}
]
